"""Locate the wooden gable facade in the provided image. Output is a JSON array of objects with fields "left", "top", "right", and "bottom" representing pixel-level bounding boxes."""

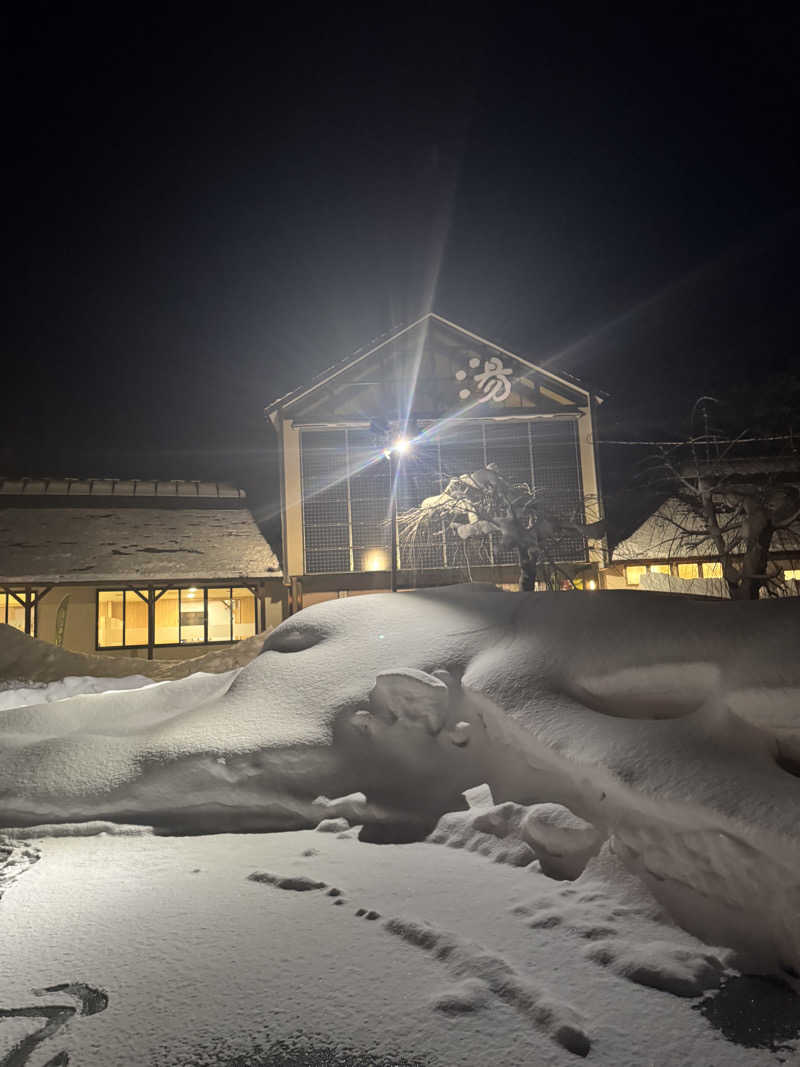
[{"left": 266, "top": 313, "right": 605, "bottom": 607}]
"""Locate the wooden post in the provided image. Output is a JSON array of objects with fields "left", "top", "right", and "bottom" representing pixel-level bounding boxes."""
[{"left": 147, "top": 587, "right": 156, "bottom": 660}]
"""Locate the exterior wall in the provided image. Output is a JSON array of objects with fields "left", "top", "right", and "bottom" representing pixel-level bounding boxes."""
[
  {"left": 37, "top": 586, "right": 97, "bottom": 651},
  {"left": 281, "top": 417, "right": 305, "bottom": 578},
  {"left": 577, "top": 402, "right": 606, "bottom": 566}
]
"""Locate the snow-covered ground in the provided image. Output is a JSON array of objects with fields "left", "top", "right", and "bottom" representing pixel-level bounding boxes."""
[
  {"left": 1, "top": 587, "right": 799, "bottom": 1064},
  {"left": 2, "top": 812, "right": 798, "bottom": 1067}
]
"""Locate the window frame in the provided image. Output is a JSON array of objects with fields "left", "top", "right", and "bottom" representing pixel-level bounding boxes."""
[{"left": 95, "top": 585, "right": 257, "bottom": 650}]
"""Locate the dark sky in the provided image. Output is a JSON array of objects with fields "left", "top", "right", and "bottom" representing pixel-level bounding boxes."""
[{"left": 4, "top": 10, "right": 798, "bottom": 534}]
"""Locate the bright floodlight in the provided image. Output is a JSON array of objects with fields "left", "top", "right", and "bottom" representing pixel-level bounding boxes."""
[{"left": 393, "top": 437, "right": 411, "bottom": 454}]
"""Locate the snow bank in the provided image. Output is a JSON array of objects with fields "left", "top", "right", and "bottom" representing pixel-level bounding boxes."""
[
  {"left": 1, "top": 586, "right": 799, "bottom": 975},
  {"left": 0, "top": 622, "right": 267, "bottom": 685},
  {"left": 0, "top": 674, "right": 156, "bottom": 712}
]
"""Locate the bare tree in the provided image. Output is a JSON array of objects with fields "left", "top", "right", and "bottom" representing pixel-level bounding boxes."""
[
  {"left": 646, "top": 399, "right": 800, "bottom": 600},
  {"left": 398, "top": 463, "right": 604, "bottom": 592}
]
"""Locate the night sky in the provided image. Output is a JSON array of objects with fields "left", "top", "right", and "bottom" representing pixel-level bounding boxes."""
[{"left": 4, "top": 11, "right": 798, "bottom": 541}]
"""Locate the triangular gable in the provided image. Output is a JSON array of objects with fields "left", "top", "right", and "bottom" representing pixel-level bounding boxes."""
[{"left": 267, "top": 314, "right": 592, "bottom": 426}]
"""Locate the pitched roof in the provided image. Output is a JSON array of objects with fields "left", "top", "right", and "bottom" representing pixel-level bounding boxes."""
[
  {"left": 0, "top": 504, "right": 280, "bottom": 584},
  {"left": 265, "top": 312, "right": 603, "bottom": 419},
  {"left": 613, "top": 496, "right": 800, "bottom": 562}
]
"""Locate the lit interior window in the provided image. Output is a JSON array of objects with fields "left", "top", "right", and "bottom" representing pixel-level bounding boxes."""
[
  {"left": 207, "top": 587, "right": 232, "bottom": 643},
  {"left": 231, "top": 587, "right": 256, "bottom": 641},
  {"left": 155, "top": 589, "right": 179, "bottom": 645},
  {"left": 625, "top": 566, "right": 647, "bottom": 585},
  {"left": 677, "top": 563, "right": 698, "bottom": 580},
  {"left": 649, "top": 564, "right": 670, "bottom": 575},
  {"left": 179, "top": 588, "right": 205, "bottom": 644},
  {"left": 98, "top": 590, "right": 125, "bottom": 647},
  {"left": 702, "top": 562, "right": 723, "bottom": 579},
  {"left": 99, "top": 586, "right": 257, "bottom": 647},
  {"left": 8, "top": 593, "right": 26, "bottom": 632},
  {"left": 784, "top": 568, "right": 800, "bottom": 581}
]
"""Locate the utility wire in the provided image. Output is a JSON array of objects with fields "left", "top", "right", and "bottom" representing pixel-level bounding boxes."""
[{"left": 594, "top": 433, "right": 798, "bottom": 446}]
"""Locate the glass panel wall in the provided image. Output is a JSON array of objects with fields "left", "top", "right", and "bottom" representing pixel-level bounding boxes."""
[{"left": 300, "top": 419, "right": 587, "bottom": 574}]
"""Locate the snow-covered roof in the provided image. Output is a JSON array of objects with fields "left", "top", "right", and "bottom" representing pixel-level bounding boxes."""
[
  {"left": 613, "top": 496, "right": 800, "bottom": 562},
  {"left": 0, "top": 506, "right": 281, "bottom": 583}
]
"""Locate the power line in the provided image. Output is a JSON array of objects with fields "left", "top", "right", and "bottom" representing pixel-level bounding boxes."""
[{"left": 595, "top": 433, "right": 798, "bottom": 446}]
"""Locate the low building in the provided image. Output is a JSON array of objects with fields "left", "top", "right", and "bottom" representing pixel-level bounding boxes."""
[
  {"left": 0, "top": 478, "right": 284, "bottom": 659},
  {"left": 603, "top": 494, "right": 800, "bottom": 596},
  {"left": 266, "top": 312, "right": 606, "bottom": 609}
]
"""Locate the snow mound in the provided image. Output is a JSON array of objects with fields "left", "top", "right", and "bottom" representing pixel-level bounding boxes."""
[
  {"left": 429, "top": 795, "right": 607, "bottom": 877},
  {"left": 0, "top": 674, "right": 155, "bottom": 712},
  {"left": 1, "top": 586, "right": 799, "bottom": 975}
]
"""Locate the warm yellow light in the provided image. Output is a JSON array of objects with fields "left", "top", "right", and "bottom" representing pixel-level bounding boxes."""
[
  {"left": 587, "top": 579, "right": 597, "bottom": 590},
  {"left": 363, "top": 549, "right": 389, "bottom": 572}
]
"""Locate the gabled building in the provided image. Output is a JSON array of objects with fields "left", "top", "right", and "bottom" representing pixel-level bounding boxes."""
[
  {"left": 266, "top": 313, "right": 606, "bottom": 609},
  {"left": 0, "top": 478, "right": 284, "bottom": 659}
]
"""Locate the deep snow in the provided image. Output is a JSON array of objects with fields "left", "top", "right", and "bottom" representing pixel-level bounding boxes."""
[
  {"left": 1, "top": 587, "right": 799, "bottom": 974},
  {"left": 1, "top": 816, "right": 797, "bottom": 1067},
  {"left": 1, "top": 586, "right": 799, "bottom": 1063}
]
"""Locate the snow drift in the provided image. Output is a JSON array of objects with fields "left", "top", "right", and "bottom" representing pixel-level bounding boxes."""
[
  {"left": 0, "top": 621, "right": 267, "bottom": 685},
  {"left": 1, "top": 586, "right": 799, "bottom": 974}
]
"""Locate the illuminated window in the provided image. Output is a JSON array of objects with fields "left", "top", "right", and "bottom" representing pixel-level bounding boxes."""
[
  {"left": 625, "top": 566, "right": 647, "bottom": 585},
  {"left": 98, "top": 586, "right": 257, "bottom": 648},
  {"left": 677, "top": 563, "right": 699, "bottom": 580},
  {"left": 231, "top": 587, "right": 256, "bottom": 640},
  {"left": 784, "top": 569, "right": 800, "bottom": 581},
  {"left": 97, "top": 590, "right": 148, "bottom": 648},
  {"left": 155, "top": 589, "right": 179, "bottom": 645},
  {"left": 649, "top": 564, "right": 670, "bottom": 575},
  {"left": 701, "top": 562, "right": 723, "bottom": 579},
  {"left": 1, "top": 591, "right": 31, "bottom": 633}
]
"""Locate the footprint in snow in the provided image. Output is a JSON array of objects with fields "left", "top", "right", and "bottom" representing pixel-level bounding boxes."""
[
  {"left": 512, "top": 870, "right": 731, "bottom": 996},
  {"left": 246, "top": 868, "right": 590, "bottom": 1055}
]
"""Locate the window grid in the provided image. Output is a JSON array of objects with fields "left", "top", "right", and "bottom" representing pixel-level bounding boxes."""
[{"left": 300, "top": 421, "right": 588, "bottom": 574}]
